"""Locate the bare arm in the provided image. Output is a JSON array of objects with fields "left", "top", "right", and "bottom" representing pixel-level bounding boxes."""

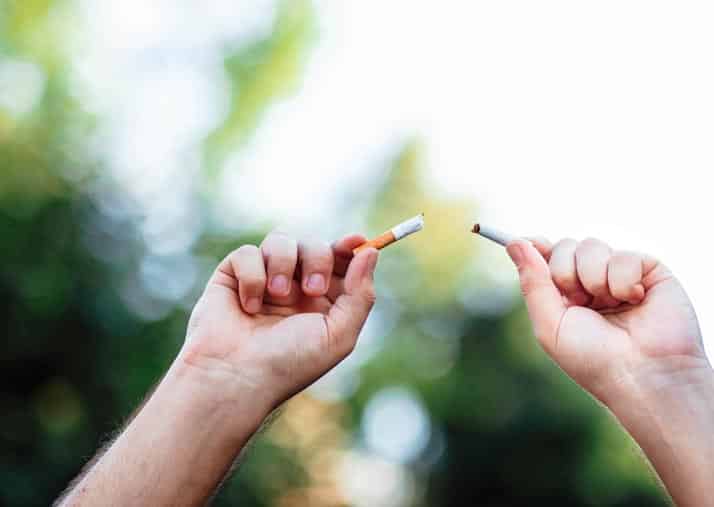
[
  {"left": 605, "top": 357, "right": 714, "bottom": 506},
  {"left": 56, "top": 358, "right": 269, "bottom": 506},
  {"left": 507, "top": 237, "right": 712, "bottom": 507},
  {"left": 57, "top": 232, "right": 378, "bottom": 506}
]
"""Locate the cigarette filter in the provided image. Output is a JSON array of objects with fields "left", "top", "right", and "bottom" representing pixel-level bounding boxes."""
[
  {"left": 472, "top": 223, "right": 515, "bottom": 247},
  {"left": 353, "top": 214, "right": 424, "bottom": 255}
]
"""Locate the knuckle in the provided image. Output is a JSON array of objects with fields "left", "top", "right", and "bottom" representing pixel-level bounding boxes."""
[
  {"left": 262, "top": 233, "right": 297, "bottom": 252},
  {"left": 263, "top": 243, "right": 297, "bottom": 269},
  {"left": 301, "top": 240, "right": 333, "bottom": 267},
  {"left": 236, "top": 244, "right": 260, "bottom": 256},
  {"left": 230, "top": 245, "right": 262, "bottom": 272},
  {"left": 581, "top": 236, "right": 603, "bottom": 246},
  {"left": 266, "top": 227, "right": 292, "bottom": 239},
  {"left": 610, "top": 250, "right": 638, "bottom": 267},
  {"left": 578, "top": 237, "right": 608, "bottom": 254},
  {"left": 314, "top": 241, "right": 333, "bottom": 259},
  {"left": 554, "top": 237, "right": 577, "bottom": 249},
  {"left": 317, "top": 240, "right": 332, "bottom": 255},
  {"left": 609, "top": 251, "right": 626, "bottom": 264},
  {"left": 551, "top": 238, "right": 577, "bottom": 257}
]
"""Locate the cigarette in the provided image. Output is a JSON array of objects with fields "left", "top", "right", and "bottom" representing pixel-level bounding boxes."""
[
  {"left": 353, "top": 214, "right": 425, "bottom": 255},
  {"left": 471, "top": 223, "right": 516, "bottom": 247}
]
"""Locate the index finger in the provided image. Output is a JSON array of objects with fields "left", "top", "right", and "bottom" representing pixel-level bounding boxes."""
[
  {"left": 333, "top": 234, "right": 368, "bottom": 277},
  {"left": 528, "top": 236, "right": 554, "bottom": 262}
]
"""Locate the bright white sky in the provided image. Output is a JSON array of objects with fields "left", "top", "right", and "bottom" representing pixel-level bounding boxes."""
[
  {"left": 76, "top": 0, "right": 714, "bottom": 355},
  {"left": 232, "top": 0, "right": 714, "bottom": 355}
]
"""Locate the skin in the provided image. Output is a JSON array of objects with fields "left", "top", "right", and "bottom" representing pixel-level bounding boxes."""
[
  {"left": 56, "top": 231, "right": 713, "bottom": 506},
  {"left": 56, "top": 232, "right": 379, "bottom": 507},
  {"left": 507, "top": 237, "right": 713, "bottom": 507}
]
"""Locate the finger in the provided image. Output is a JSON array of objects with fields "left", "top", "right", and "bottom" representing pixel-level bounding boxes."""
[
  {"left": 528, "top": 236, "right": 554, "bottom": 261},
  {"left": 333, "top": 234, "right": 368, "bottom": 277},
  {"left": 261, "top": 231, "right": 298, "bottom": 297},
  {"left": 641, "top": 254, "right": 671, "bottom": 291},
  {"left": 266, "top": 276, "right": 346, "bottom": 305},
  {"left": 264, "top": 281, "right": 302, "bottom": 307},
  {"left": 232, "top": 245, "right": 267, "bottom": 314},
  {"left": 506, "top": 239, "right": 567, "bottom": 354},
  {"left": 549, "top": 238, "right": 591, "bottom": 306},
  {"left": 327, "top": 275, "right": 346, "bottom": 303},
  {"left": 608, "top": 251, "right": 646, "bottom": 304},
  {"left": 263, "top": 295, "right": 332, "bottom": 316},
  {"left": 575, "top": 238, "right": 619, "bottom": 307},
  {"left": 325, "top": 248, "right": 379, "bottom": 358},
  {"left": 299, "top": 239, "right": 334, "bottom": 296},
  {"left": 265, "top": 273, "right": 345, "bottom": 307}
]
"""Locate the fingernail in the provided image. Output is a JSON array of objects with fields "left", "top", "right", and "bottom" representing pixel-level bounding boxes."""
[
  {"left": 307, "top": 273, "right": 326, "bottom": 292},
  {"left": 245, "top": 297, "right": 261, "bottom": 313},
  {"left": 506, "top": 242, "right": 525, "bottom": 266},
  {"left": 271, "top": 274, "right": 289, "bottom": 294}
]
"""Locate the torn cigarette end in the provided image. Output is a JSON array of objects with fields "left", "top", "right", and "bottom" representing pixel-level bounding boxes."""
[
  {"left": 353, "top": 213, "right": 424, "bottom": 255},
  {"left": 472, "top": 223, "right": 515, "bottom": 247}
]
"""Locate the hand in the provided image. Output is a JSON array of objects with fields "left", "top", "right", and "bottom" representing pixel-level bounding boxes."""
[
  {"left": 182, "top": 231, "right": 378, "bottom": 412},
  {"left": 506, "top": 237, "right": 706, "bottom": 404}
]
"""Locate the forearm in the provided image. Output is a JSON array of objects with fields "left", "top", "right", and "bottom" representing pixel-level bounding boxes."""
[
  {"left": 606, "top": 356, "right": 714, "bottom": 507},
  {"left": 58, "top": 354, "right": 271, "bottom": 507}
]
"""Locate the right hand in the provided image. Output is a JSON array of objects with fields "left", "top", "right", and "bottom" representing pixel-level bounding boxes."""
[{"left": 506, "top": 237, "right": 706, "bottom": 404}]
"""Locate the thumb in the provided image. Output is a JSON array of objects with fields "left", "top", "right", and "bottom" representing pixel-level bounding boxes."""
[
  {"left": 325, "top": 248, "right": 379, "bottom": 358},
  {"left": 507, "top": 239, "right": 566, "bottom": 353}
]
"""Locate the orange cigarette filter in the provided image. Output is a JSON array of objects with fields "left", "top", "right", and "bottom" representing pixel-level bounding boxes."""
[{"left": 353, "top": 214, "right": 424, "bottom": 255}]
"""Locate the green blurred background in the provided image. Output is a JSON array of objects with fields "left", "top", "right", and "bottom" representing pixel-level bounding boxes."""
[{"left": 1, "top": 1, "right": 669, "bottom": 505}]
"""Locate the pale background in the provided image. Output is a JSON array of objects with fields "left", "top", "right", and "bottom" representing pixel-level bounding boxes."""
[{"left": 75, "top": 0, "right": 714, "bottom": 355}]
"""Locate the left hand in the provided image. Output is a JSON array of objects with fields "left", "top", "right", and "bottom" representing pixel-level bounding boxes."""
[{"left": 181, "top": 231, "right": 379, "bottom": 413}]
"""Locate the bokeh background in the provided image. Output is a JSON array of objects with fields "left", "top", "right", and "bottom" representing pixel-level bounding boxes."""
[{"left": 2, "top": 1, "right": 713, "bottom": 505}]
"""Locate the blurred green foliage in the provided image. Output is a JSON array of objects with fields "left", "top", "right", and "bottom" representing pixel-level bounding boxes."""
[
  {"left": 204, "top": 0, "right": 316, "bottom": 176},
  {"left": 1, "top": 1, "right": 670, "bottom": 506}
]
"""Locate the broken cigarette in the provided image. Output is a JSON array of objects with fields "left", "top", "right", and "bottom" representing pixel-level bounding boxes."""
[
  {"left": 471, "top": 223, "right": 516, "bottom": 247},
  {"left": 353, "top": 214, "right": 425, "bottom": 255}
]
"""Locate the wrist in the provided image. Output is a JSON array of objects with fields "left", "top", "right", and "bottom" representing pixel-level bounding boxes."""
[
  {"left": 167, "top": 346, "right": 276, "bottom": 436},
  {"left": 603, "top": 354, "right": 713, "bottom": 412},
  {"left": 602, "top": 355, "right": 714, "bottom": 506},
  {"left": 601, "top": 354, "right": 714, "bottom": 451}
]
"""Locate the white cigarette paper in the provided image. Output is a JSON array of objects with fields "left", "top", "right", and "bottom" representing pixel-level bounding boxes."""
[
  {"left": 391, "top": 214, "right": 425, "bottom": 240},
  {"left": 474, "top": 224, "right": 515, "bottom": 247},
  {"left": 353, "top": 213, "right": 425, "bottom": 254}
]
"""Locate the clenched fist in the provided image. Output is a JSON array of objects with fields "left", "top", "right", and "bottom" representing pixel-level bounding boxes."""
[
  {"left": 507, "top": 237, "right": 705, "bottom": 404},
  {"left": 182, "top": 231, "right": 379, "bottom": 411}
]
